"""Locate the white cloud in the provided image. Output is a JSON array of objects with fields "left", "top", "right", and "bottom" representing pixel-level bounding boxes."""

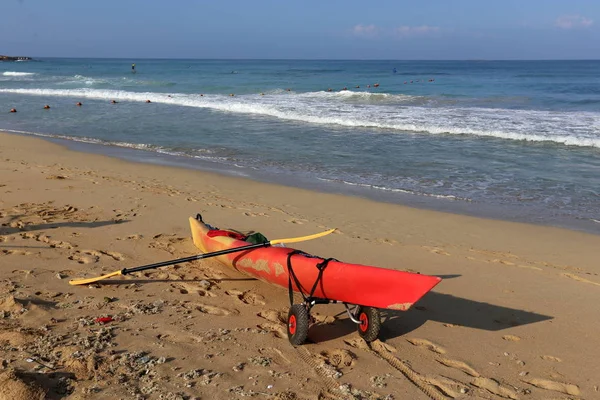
[
  {"left": 555, "top": 15, "right": 593, "bottom": 29},
  {"left": 352, "top": 24, "right": 379, "bottom": 37},
  {"left": 394, "top": 25, "right": 440, "bottom": 38}
]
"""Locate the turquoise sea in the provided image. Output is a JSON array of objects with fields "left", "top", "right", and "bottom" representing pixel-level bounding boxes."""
[{"left": 1, "top": 59, "right": 599, "bottom": 234}]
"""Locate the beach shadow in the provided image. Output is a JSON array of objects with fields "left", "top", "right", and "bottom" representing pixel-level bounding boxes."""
[
  {"left": 0, "top": 245, "right": 52, "bottom": 249},
  {"left": 97, "top": 277, "right": 257, "bottom": 285},
  {"left": 307, "top": 291, "right": 553, "bottom": 343},
  {"left": 16, "top": 297, "right": 58, "bottom": 308},
  {"left": 435, "top": 274, "right": 461, "bottom": 280},
  {"left": 0, "top": 219, "right": 130, "bottom": 236},
  {"left": 17, "top": 371, "right": 76, "bottom": 400}
]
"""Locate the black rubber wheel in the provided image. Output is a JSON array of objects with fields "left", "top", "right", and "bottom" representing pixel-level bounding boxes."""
[
  {"left": 356, "top": 306, "right": 381, "bottom": 342},
  {"left": 287, "top": 304, "right": 310, "bottom": 346}
]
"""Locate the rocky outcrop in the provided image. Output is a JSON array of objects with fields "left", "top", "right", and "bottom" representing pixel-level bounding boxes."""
[{"left": 0, "top": 55, "right": 32, "bottom": 61}]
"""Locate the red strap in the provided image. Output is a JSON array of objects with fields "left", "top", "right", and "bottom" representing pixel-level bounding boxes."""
[{"left": 207, "top": 229, "right": 246, "bottom": 240}]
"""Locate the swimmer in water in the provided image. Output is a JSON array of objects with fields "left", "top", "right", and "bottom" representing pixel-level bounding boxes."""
[
  {"left": 146, "top": 100, "right": 152, "bottom": 103},
  {"left": 76, "top": 102, "right": 83, "bottom": 106},
  {"left": 111, "top": 100, "right": 118, "bottom": 104},
  {"left": 10, "top": 108, "right": 17, "bottom": 113},
  {"left": 43, "top": 105, "right": 50, "bottom": 109}
]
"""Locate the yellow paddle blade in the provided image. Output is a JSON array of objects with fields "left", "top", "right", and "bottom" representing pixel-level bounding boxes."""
[
  {"left": 69, "top": 270, "right": 122, "bottom": 286},
  {"left": 271, "top": 228, "right": 336, "bottom": 245}
]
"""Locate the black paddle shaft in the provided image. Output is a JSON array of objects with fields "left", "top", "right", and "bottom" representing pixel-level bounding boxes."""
[{"left": 120, "top": 241, "right": 270, "bottom": 275}]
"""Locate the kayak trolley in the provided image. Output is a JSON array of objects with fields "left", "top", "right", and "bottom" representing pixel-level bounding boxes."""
[{"left": 285, "top": 250, "right": 382, "bottom": 346}]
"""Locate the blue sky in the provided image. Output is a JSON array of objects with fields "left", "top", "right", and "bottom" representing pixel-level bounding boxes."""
[{"left": 2, "top": 0, "right": 599, "bottom": 59}]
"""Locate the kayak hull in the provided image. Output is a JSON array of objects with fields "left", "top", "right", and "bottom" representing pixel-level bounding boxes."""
[{"left": 189, "top": 216, "right": 440, "bottom": 310}]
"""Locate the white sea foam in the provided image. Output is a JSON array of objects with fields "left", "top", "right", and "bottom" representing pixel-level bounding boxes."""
[
  {"left": 1, "top": 87, "right": 600, "bottom": 149},
  {"left": 0, "top": 128, "right": 229, "bottom": 164},
  {"left": 316, "top": 177, "right": 471, "bottom": 201},
  {"left": 2, "top": 71, "right": 36, "bottom": 76}
]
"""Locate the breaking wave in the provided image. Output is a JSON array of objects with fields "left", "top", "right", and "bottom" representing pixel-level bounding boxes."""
[{"left": 1, "top": 87, "right": 599, "bottom": 149}]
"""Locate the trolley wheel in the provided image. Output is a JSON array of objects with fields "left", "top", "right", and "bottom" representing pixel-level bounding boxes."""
[
  {"left": 287, "top": 304, "right": 310, "bottom": 346},
  {"left": 356, "top": 306, "right": 381, "bottom": 342}
]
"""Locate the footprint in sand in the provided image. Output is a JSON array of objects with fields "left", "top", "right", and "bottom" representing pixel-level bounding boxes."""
[
  {"left": 243, "top": 211, "right": 269, "bottom": 217},
  {"left": 1, "top": 249, "right": 33, "bottom": 256},
  {"left": 422, "top": 246, "right": 450, "bottom": 256},
  {"left": 99, "top": 250, "right": 125, "bottom": 261},
  {"left": 366, "top": 339, "right": 398, "bottom": 354},
  {"left": 226, "top": 290, "right": 266, "bottom": 306},
  {"left": 68, "top": 250, "right": 101, "bottom": 264},
  {"left": 540, "top": 355, "right": 562, "bottom": 362},
  {"left": 443, "top": 323, "right": 460, "bottom": 328},
  {"left": 257, "top": 309, "right": 287, "bottom": 324},
  {"left": 406, "top": 338, "right": 447, "bottom": 354},
  {"left": 318, "top": 349, "right": 357, "bottom": 368},
  {"left": 521, "top": 377, "right": 580, "bottom": 396},
  {"left": 21, "top": 233, "right": 74, "bottom": 249},
  {"left": 149, "top": 234, "right": 188, "bottom": 254},
  {"left": 368, "top": 340, "right": 459, "bottom": 399},
  {"left": 491, "top": 258, "right": 516, "bottom": 266},
  {"left": 194, "top": 303, "right": 237, "bottom": 316},
  {"left": 285, "top": 218, "right": 307, "bottom": 225},
  {"left": 312, "top": 313, "right": 336, "bottom": 324},
  {"left": 8, "top": 220, "right": 25, "bottom": 229},
  {"left": 118, "top": 234, "right": 144, "bottom": 241},
  {"left": 421, "top": 375, "right": 466, "bottom": 399},
  {"left": 502, "top": 335, "right": 521, "bottom": 342},
  {"left": 258, "top": 322, "right": 287, "bottom": 339},
  {"left": 471, "top": 377, "right": 518, "bottom": 399},
  {"left": 343, "top": 337, "right": 371, "bottom": 351},
  {"left": 173, "top": 283, "right": 216, "bottom": 297},
  {"left": 375, "top": 237, "right": 398, "bottom": 245},
  {"left": 562, "top": 273, "right": 600, "bottom": 287},
  {"left": 436, "top": 358, "right": 480, "bottom": 377}
]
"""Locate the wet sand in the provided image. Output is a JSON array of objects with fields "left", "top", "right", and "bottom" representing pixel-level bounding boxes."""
[{"left": 1, "top": 131, "right": 599, "bottom": 399}]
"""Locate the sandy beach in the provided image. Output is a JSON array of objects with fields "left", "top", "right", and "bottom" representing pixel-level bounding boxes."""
[{"left": 1, "top": 131, "right": 599, "bottom": 399}]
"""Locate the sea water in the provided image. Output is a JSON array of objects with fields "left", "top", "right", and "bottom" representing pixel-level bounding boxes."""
[{"left": 1, "top": 59, "right": 599, "bottom": 234}]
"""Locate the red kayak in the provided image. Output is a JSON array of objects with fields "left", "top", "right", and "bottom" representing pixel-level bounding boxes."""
[{"left": 190, "top": 214, "right": 441, "bottom": 345}]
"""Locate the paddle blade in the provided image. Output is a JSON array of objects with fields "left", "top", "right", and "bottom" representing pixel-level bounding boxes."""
[
  {"left": 271, "top": 228, "right": 336, "bottom": 245},
  {"left": 69, "top": 270, "right": 122, "bottom": 286}
]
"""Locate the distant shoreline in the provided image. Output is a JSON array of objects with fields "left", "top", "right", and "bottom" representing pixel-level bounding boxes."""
[
  {"left": 5, "top": 56, "right": 600, "bottom": 62},
  {"left": 0, "top": 55, "right": 32, "bottom": 61}
]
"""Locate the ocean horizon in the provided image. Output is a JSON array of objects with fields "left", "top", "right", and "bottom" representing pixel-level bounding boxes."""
[{"left": 1, "top": 58, "right": 599, "bottom": 234}]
